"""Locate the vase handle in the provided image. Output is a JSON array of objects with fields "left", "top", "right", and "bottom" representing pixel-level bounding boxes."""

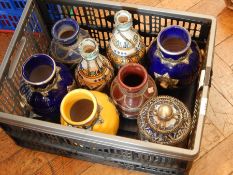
[{"left": 8, "top": 37, "right": 27, "bottom": 79}]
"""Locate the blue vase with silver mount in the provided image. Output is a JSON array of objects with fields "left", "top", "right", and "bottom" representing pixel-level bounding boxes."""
[
  {"left": 50, "top": 18, "right": 90, "bottom": 68},
  {"left": 19, "top": 54, "right": 76, "bottom": 123},
  {"left": 147, "top": 25, "right": 201, "bottom": 89}
]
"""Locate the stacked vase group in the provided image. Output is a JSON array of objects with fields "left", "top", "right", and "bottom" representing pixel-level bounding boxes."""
[{"left": 19, "top": 9, "right": 201, "bottom": 147}]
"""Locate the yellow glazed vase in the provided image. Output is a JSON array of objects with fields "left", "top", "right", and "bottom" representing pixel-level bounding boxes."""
[{"left": 60, "top": 89, "right": 119, "bottom": 135}]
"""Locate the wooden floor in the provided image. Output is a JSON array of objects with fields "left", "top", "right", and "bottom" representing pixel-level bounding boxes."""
[{"left": 0, "top": 0, "right": 233, "bottom": 174}]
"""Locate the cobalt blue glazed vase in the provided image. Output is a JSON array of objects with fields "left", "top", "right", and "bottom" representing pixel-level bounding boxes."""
[
  {"left": 50, "top": 18, "right": 90, "bottom": 66},
  {"left": 147, "top": 25, "right": 201, "bottom": 89},
  {"left": 19, "top": 54, "right": 76, "bottom": 123}
]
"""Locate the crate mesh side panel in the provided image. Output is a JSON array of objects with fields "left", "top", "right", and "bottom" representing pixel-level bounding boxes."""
[
  {"left": 1, "top": 123, "right": 187, "bottom": 174},
  {"left": 36, "top": 0, "right": 211, "bottom": 54},
  {"left": 0, "top": 0, "right": 14, "bottom": 10},
  {"left": 0, "top": 0, "right": 26, "bottom": 30},
  {"left": 13, "top": 0, "right": 26, "bottom": 10},
  {"left": 0, "top": 0, "right": 26, "bottom": 10},
  {"left": 0, "top": 1, "right": 50, "bottom": 115},
  {"left": 0, "top": 12, "right": 21, "bottom": 30}
]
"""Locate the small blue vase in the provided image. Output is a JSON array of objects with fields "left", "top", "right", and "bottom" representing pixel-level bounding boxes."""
[
  {"left": 147, "top": 25, "right": 201, "bottom": 89},
  {"left": 50, "top": 18, "right": 90, "bottom": 66},
  {"left": 19, "top": 54, "right": 76, "bottom": 123}
]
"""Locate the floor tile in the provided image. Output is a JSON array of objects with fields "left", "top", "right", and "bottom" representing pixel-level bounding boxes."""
[
  {"left": 0, "top": 33, "right": 13, "bottom": 62},
  {"left": 189, "top": 134, "right": 233, "bottom": 175},
  {"left": 214, "top": 7, "right": 233, "bottom": 46},
  {"left": 208, "top": 86, "right": 233, "bottom": 115},
  {"left": 208, "top": 100, "right": 233, "bottom": 137},
  {"left": 212, "top": 53, "right": 233, "bottom": 78},
  {"left": 80, "top": 163, "right": 147, "bottom": 175},
  {"left": 215, "top": 35, "right": 233, "bottom": 67},
  {"left": 0, "top": 131, "right": 22, "bottom": 162},
  {"left": 156, "top": 0, "right": 201, "bottom": 11},
  {"left": 188, "top": 0, "right": 225, "bottom": 17},
  {"left": 195, "top": 114, "right": 224, "bottom": 161},
  {"left": 209, "top": 111, "right": 233, "bottom": 137},
  {"left": 124, "top": 0, "right": 160, "bottom": 6},
  {"left": 35, "top": 157, "right": 93, "bottom": 175},
  {"left": 212, "top": 74, "right": 233, "bottom": 105},
  {"left": 215, "top": 21, "right": 233, "bottom": 46},
  {"left": 0, "top": 148, "right": 55, "bottom": 175},
  {"left": 217, "top": 8, "right": 233, "bottom": 33}
]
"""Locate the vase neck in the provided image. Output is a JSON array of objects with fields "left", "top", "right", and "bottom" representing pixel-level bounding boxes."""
[
  {"left": 118, "top": 63, "right": 148, "bottom": 93},
  {"left": 22, "top": 54, "right": 56, "bottom": 89},
  {"left": 79, "top": 38, "right": 99, "bottom": 61},
  {"left": 158, "top": 47, "right": 189, "bottom": 60},
  {"left": 157, "top": 25, "right": 191, "bottom": 60},
  {"left": 114, "top": 10, "right": 133, "bottom": 31},
  {"left": 52, "top": 18, "right": 80, "bottom": 46},
  {"left": 60, "top": 89, "right": 98, "bottom": 128}
]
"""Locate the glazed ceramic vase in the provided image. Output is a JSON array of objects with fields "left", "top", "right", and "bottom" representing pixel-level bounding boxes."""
[
  {"left": 110, "top": 63, "right": 158, "bottom": 119},
  {"left": 50, "top": 18, "right": 90, "bottom": 66},
  {"left": 60, "top": 89, "right": 119, "bottom": 135},
  {"left": 138, "top": 96, "right": 192, "bottom": 146},
  {"left": 147, "top": 25, "right": 201, "bottom": 89},
  {"left": 75, "top": 38, "right": 114, "bottom": 91},
  {"left": 19, "top": 54, "right": 75, "bottom": 123},
  {"left": 106, "top": 10, "right": 146, "bottom": 69}
]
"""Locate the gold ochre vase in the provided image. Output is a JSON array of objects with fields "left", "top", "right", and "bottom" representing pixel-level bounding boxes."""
[{"left": 60, "top": 89, "right": 119, "bottom": 135}]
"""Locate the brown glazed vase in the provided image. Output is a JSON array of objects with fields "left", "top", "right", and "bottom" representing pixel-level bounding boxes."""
[{"left": 110, "top": 63, "right": 158, "bottom": 119}]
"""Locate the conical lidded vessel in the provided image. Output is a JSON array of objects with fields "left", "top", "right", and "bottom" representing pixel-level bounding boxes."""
[
  {"left": 75, "top": 38, "right": 114, "bottom": 91},
  {"left": 106, "top": 10, "right": 146, "bottom": 69},
  {"left": 138, "top": 95, "right": 192, "bottom": 146},
  {"left": 50, "top": 18, "right": 90, "bottom": 65}
]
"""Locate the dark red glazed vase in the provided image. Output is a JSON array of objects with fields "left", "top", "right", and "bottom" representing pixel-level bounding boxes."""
[{"left": 110, "top": 63, "right": 158, "bottom": 119}]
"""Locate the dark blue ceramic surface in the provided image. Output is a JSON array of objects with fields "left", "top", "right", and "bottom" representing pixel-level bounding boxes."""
[
  {"left": 22, "top": 54, "right": 56, "bottom": 89},
  {"left": 20, "top": 54, "right": 75, "bottom": 123},
  {"left": 50, "top": 18, "right": 90, "bottom": 65},
  {"left": 52, "top": 18, "right": 80, "bottom": 45},
  {"left": 147, "top": 25, "right": 200, "bottom": 88}
]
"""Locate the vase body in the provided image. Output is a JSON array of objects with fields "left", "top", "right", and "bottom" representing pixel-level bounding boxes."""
[
  {"left": 19, "top": 54, "right": 75, "bottom": 123},
  {"left": 110, "top": 63, "right": 157, "bottom": 119},
  {"left": 147, "top": 25, "right": 201, "bottom": 89},
  {"left": 138, "top": 96, "right": 192, "bottom": 146},
  {"left": 60, "top": 89, "right": 119, "bottom": 135},
  {"left": 50, "top": 18, "right": 90, "bottom": 66},
  {"left": 106, "top": 10, "right": 146, "bottom": 69},
  {"left": 75, "top": 38, "right": 114, "bottom": 91}
]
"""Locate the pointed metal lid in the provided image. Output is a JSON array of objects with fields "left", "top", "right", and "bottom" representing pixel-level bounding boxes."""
[{"left": 138, "top": 95, "right": 192, "bottom": 145}]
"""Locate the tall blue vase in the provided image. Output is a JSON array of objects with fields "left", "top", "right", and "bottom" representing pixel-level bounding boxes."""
[
  {"left": 19, "top": 54, "right": 76, "bottom": 123},
  {"left": 147, "top": 25, "right": 201, "bottom": 89}
]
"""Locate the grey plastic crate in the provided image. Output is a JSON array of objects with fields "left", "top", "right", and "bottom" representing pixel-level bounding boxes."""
[{"left": 0, "top": 0, "right": 216, "bottom": 174}]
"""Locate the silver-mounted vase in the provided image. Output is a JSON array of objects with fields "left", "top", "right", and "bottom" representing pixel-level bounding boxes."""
[
  {"left": 75, "top": 38, "right": 114, "bottom": 91},
  {"left": 106, "top": 10, "right": 146, "bottom": 69}
]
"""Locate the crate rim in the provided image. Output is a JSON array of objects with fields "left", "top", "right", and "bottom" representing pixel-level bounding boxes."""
[
  {"left": 0, "top": 112, "right": 201, "bottom": 160},
  {"left": 0, "top": 0, "right": 216, "bottom": 162}
]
